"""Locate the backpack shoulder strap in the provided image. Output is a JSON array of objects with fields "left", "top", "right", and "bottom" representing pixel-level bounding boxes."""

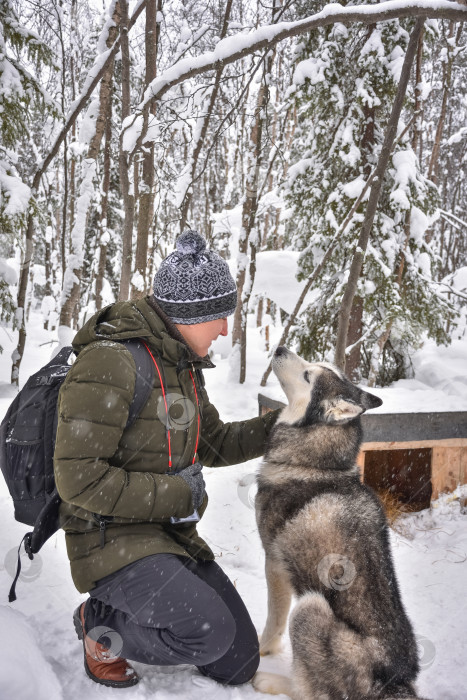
[{"left": 119, "top": 339, "right": 155, "bottom": 428}]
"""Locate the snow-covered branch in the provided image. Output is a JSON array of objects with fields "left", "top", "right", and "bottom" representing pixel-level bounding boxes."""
[
  {"left": 141, "top": 0, "right": 467, "bottom": 108},
  {"left": 32, "top": 0, "right": 148, "bottom": 190},
  {"left": 122, "top": 0, "right": 467, "bottom": 160},
  {"left": 439, "top": 208, "right": 467, "bottom": 230},
  {"left": 436, "top": 280, "right": 467, "bottom": 301}
]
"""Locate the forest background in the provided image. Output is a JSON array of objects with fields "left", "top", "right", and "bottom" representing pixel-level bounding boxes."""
[{"left": 1, "top": 0, "right": 467, "bottom": 389}]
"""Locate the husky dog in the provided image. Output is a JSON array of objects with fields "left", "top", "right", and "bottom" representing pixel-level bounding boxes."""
[{"left": 253, "top": 346, "right": 427, "bottom": 700}]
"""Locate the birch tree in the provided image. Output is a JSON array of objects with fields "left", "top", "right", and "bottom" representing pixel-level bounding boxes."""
[
  {"left": 131, "top": 0, "right": 162, "bottom": 298},
  {"left": 60, "top": 1, "right": 122, "bottom": 330}
]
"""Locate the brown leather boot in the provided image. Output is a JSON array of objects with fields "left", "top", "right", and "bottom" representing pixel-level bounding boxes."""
[{"left": 73, "top": 602, "right": 139, "bottom": 688}]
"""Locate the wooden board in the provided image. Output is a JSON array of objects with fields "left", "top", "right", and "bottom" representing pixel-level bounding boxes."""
[
  {"left": 431, "top": 446, "right": 467, "bottom": 500},
  {"left": 362, "top": 438, "right": 467, "bottom": 450}
]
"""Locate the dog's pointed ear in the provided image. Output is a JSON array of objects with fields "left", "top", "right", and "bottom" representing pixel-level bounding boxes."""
[
  {"left": 324, "top": 398, "right": 364, "bottom": 424},
  {"left": 359, "top": 389, "right": 383, "bottom": 410}
]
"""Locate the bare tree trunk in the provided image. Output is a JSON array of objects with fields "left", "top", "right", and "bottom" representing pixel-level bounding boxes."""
[
  {"left": 54, "top": 166, "right": 62, "bottom": 283},
  {"left": 61, "top": 141, "right": 69, "bottom": 280},
  {"left": 334, "top": 19, "right": 424, "bottom": 371},
  {"left": 412, "top": 26, "right": 424, "bottom": 157},
  {"left": 232, "top": 65, "right": 270, "bottom": 383},
  {"left": 60, "top": 1, "right": 121, "bottom": 328},
  {"left": 11, "top": 216, "right": 34, "bottom": 384},
  {"left": 44, "top": 199, "right": 54, "bottom": 329},
  {"left": 131, "top": 0, "right": 161, "bottom": 299},
  {"left": 118, "top": 0, "right": 135, "bottom": 301},
  {"left": 232, "top": 2, "right": 281, "bottom": 383},
  {"left": 95, "top": 108, "right": 113, "bottom": 310},
  {"left": 44, "top": 253, "right": 52, "bottom": 322},
  {"left": 345, "top": 296, "right": 363, "bottom": 381},
  {"left": 67, "top": 0, "right": 78, "bottom": 276},
  {"left": 179, "top": 0, "right": 233, "bottom": 231},
  {"left": 427, "top": 22, "right": 460, "bottom": 184},
  {"left": 69, "top": 156, "right": 76, "bottom": 258},
  {"left": 26, "top": 245, "right": 36, "bottom": 321},
  {"left": 231, "top": 206, "right": 252, "bottom": 374},
  {"left": 256, "top": 296, "right": 264, "bottom": 327}
]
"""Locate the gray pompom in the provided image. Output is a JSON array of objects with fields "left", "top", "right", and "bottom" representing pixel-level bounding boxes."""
[{"left": 176, "top": 230, "right": 206, "bottom": 256}]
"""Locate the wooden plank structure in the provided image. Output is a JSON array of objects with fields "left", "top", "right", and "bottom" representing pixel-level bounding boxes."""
[{"left": 258, "top": 394, "right": 467, "bottom": 510}]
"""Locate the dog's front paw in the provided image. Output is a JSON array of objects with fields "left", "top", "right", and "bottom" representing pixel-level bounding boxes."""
[
  {"left": 252, "top": 671, "right": 292, "bottom": 696},
  {"left": 259, "top": 633, "right": 283, "bottom": 656}
]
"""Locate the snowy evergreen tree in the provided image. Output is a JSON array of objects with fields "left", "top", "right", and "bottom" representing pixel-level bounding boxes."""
[
  {"left": 423, "top": 20, "right": 467, "bottom": 328},
  {"left": 0, "top": 0, "right": 56, "bottom": 231},
  {"left": 285, "top": 1, "right": 454, "bottom": 385},
  {"left": 0, "top": 0, "right": 57, "bottom": 349}
]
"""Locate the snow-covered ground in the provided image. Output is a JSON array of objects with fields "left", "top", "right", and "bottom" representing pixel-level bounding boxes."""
[{"left": 0, "top": 312, "right": 466, "bottom": 699}]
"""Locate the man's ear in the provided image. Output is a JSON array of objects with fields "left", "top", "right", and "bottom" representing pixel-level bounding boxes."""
[{"left": 324, "top": 398, "right": 364, "bottom": 424}]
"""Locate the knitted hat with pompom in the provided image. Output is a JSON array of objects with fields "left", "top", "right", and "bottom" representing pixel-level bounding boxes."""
[{"left": 153, "top": 230, "right": 237, "bottom": 324}]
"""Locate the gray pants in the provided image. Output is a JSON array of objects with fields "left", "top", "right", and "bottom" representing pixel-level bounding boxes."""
[{"left": 87, "top": 553, "right": 260, "bottom": 685}]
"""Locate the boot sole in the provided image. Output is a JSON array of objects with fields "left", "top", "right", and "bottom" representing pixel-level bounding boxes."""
[{"left": 73, "top": 605, "right": 139, "bottom": 688}]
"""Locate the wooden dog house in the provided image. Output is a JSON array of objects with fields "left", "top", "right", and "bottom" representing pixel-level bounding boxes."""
[{"left": 258, "top": 394, "right": 467, "bottom": 510}]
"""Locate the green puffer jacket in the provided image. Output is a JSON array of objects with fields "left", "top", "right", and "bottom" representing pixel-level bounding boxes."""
[{"left": 54, "top": 296, "right": 279, "bottom": 593}]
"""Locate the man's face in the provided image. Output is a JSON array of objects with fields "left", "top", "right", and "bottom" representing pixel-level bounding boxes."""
[{"left": 175, "top": 317, "right": 229, "bottom": 357}]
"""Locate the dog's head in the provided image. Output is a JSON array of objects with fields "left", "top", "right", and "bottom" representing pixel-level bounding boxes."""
[{"left": 272, "top": 346, "right": 382, "bottom": 426}]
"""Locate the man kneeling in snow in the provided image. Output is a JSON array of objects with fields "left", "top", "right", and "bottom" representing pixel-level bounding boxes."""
[{"left": 54, "top": 230, "right": 279, "bottom": 688}]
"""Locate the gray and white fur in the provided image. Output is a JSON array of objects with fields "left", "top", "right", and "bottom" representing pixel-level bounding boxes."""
[{"left": 253, "top": 346, "right": 429, "bottom": 700}]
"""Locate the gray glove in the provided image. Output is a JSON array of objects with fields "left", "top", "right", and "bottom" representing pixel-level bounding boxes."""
[{"left": 177, "top": 462, "right": 205, "bottom": 510}]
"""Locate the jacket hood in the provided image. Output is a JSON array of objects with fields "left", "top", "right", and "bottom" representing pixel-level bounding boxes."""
[{"left": 72, "top": 297, "right": 215, "bottom": 369}]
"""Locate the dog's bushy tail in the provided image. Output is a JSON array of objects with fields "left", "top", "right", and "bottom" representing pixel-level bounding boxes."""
[
  {"left": 289, "top": 592, "right": 428, "bottom": 700},
  {"left": 289, "top": 592, "right": 380, "bottom": 699}
]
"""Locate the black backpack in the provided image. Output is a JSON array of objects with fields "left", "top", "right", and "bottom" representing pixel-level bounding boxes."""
[{"left": 0, "top": 339, "right": 155, "bottom": 602}]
